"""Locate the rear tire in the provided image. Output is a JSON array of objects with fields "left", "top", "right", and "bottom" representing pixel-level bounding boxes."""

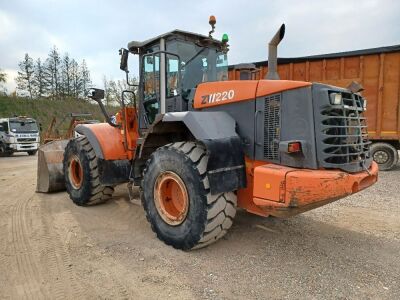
[
  {"left": 370, "top": 142, "right": 399, "bottom": 171},
  {"left": 141, "top": 141, "right": 237, "bottom": 250},
  {"left": 63, "top": 136, "right": 114, "bottom": 206}
]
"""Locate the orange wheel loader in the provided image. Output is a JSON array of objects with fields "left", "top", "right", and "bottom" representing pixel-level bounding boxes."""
[{"left": 37, "top": 17, "right": 378, "bottom": 250}]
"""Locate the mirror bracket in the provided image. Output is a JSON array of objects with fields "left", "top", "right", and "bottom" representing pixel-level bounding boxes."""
[{"left": 87, "top": 88, "right": 119, "bottom": 128}]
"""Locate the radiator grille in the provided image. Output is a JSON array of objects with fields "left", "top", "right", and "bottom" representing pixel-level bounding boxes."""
[
  {"left": 17, "top": 138, "right": 36, "bottom": 142},
  {"left": 263, "top": 94, "right": 281, "bottom": 160},
  {"left": 320, "top": 92, "right": 370, "bottom": 169}
]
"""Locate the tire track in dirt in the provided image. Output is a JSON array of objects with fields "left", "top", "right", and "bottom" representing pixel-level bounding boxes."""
[
  {"left": 10, "top": 193, "right": 47, "bottom": 298},
  {"left": 0, "top": 157, "right": 37, "bottom": 299},
  {"left": 3, "top": 158, "right": 45, "bottom": 298},
  {"left": 37, "top": 193, "right": 88, "bottom": 299},
  {"left": 42, "top": 193, "right": 136, "bottom": 299},
  {"left": 5, "top": 162, "right": 43, "bottom": 298},
  {"left": 2, "top": 156, "right": 86, "bottom": 299}
]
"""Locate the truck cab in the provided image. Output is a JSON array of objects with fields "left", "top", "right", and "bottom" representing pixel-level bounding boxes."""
[{"left": 0, "top": 117, "right": 40, "bottom": 156}]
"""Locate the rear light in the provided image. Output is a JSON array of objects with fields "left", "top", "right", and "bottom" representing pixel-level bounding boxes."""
[{"left": 288, "top": 142, "right": 302, "bottom": 153}]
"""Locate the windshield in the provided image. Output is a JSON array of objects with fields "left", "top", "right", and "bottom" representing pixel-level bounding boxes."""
[
  {"left": 166, "top": 40, "right": 228, "bottom": 92},
  {"left": 9, "top": 120, "right": 39, "bottom": 133}
]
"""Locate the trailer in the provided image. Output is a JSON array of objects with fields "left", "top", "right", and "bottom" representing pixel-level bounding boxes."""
[{"left": 229, "top": 45, "right": 400, "bottom": 170}]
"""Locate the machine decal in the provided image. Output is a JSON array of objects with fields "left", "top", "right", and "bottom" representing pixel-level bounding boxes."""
[{"left": 201, "top": 90, "right": 235, "bottom": 104}]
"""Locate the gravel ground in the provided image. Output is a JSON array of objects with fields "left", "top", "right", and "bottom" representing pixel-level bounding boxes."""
[{"left": 0, "top": 154, "right": 399, "bottom": 299}]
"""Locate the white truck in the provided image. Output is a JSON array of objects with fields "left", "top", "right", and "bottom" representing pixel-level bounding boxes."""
[{"left": 0, "top": 116, "right": 40, "bottom": 156}]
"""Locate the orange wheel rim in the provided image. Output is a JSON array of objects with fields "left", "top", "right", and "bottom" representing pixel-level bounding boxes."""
[
  {"left": 69, "top": 155, "right": 83, "bottom": 189},
  {"left": 154, "top": 171, "right": 189, "bottom": 226}
]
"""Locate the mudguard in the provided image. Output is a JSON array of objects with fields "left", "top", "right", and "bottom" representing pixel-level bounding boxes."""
[
  {"left": 75, "top": 124, "right": 131, "bottom": 185},
  {"left": 75, "top": 123, "right": 127, "bottom": 160},
  {"left": 142, "top": 111, "right": 246, "bottom": 194}
]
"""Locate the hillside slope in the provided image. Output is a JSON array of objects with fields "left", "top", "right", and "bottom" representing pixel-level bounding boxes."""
[{"left": 0, "top": 96, "right": 117, "bottom": 138}]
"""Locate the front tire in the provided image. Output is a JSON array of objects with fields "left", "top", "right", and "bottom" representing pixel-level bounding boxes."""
[
  {"left": 27, "top": 150, "right": 37, "bottom": 156},
  {"left": 141, "top": 142, "right": 237, "bottom": 250},
  {"left": 63, "top": 136, "right": 114, "bottom": 206},
  {"left": 0, "top": 143, "right": 12, "bottom": 157},
  {"left": 370, "top": 142, "right": 399, "bottom": 171}
]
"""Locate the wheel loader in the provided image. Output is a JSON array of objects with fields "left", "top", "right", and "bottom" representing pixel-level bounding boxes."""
[{"left": 37, "top": 17, "right": 378, "bottom": 250}]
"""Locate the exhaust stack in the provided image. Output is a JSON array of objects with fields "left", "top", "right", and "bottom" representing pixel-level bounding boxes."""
[{"left": 265, "top": 24, "right": 285, "bottom": 80}]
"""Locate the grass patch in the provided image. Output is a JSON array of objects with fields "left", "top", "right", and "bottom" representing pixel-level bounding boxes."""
[{"left": 0, "top": 96, "right": 118, "bottom": 138}]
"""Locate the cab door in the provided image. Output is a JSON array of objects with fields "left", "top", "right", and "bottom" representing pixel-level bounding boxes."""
[
  {"left": 139, "top": 51, "right": 160, "bottom": 129},
  {"left": 165, "top": 54, "right": 185, "bottom": 112}
]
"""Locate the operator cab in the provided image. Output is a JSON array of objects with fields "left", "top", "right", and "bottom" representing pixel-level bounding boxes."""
[{"left": 126, "top": 30, "right": 229, "bottom": 128}]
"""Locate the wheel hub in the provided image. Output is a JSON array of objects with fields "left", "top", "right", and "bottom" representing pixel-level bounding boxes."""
[
  {"left": 154, "top": 171, "right": 189, "bottom": 226},
  {"left": 69, "top": 155, "right": 83, "bottom": 189},
  {"left": 373, "top": 150, "right": 389, "bottom": 164}
]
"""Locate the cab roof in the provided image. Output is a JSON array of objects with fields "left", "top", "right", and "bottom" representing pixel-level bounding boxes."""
[{"left": 127, "top": 29, "right": 222, "bottom": 53}]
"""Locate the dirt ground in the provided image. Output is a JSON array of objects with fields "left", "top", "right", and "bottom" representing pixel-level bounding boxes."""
[{"left": 0, "top": 154, "right": 399, "bottom": 299}]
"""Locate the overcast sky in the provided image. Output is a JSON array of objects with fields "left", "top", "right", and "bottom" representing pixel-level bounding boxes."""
[{"left": 1, "top": 0, "right": 399, "bottom": 92}]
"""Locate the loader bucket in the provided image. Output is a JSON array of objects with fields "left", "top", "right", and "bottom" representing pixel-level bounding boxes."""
[{"left": 36, "top": 140, "right": 69, "bottom": 193}]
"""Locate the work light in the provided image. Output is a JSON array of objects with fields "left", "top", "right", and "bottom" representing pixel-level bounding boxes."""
[
  {"left": 329, "top": 93, "right": 342, "bottom": 105},
  {"left": 363, "top": 99, "right": 367, "bottom": 110}
]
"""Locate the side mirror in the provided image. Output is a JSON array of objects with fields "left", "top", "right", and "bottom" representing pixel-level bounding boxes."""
[
  {"left": 119, "top": 48, "right": 129, "bottom": 71},
  {"left": 87, "top": 88, "right": 105, "bottom": 102}
]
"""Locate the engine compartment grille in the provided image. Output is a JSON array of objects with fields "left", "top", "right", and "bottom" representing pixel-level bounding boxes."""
[
  {"left": 263, "top": 94, "right": 281, "bottom": 160},
  {"left": 320, "top": 92, "right": 370, "bottom": 170}
]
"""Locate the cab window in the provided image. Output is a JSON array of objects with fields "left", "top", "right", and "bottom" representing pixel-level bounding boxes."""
[
  {"left": 166, "top": 55, "right": 180, "bottom": 98},
  {"left": 142, "top": 49, "right": 160, "bottom": 124},
  {"left": 166, "top": 39, "right": 228, "bottom": 97},
  {"left": 0, "top": 122, "right": 8, "bottom": 132}
]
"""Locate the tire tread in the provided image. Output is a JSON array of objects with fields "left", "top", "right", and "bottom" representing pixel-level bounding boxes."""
[
  {"left": 141, "top": 141, "right": 237, "bottom": 250},
  {"left": 64, "top": 136, "right": 114, "bottom": 206}
]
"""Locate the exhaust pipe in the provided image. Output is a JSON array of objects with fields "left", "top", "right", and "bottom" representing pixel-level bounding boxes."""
[{"left": 265, "top": 24, "right": 285, "bottom": 80}]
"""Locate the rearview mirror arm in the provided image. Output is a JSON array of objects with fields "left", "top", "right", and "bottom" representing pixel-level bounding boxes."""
[
  {"left": 87, "top": 88, "right": 120, "bottom": 128},
  {"left": 125, "top": 71, "right": 139, "bottom": 87},
  {"left": 97, "top": 100, "right": 120, "bottom": 128}
]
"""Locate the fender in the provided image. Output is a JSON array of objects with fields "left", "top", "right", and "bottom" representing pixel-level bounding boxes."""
[
  {"left": 75, "top": 123, "right": 129, "bottom": 160},
  {"left": 140, "top": 111, "right": 246, "bottom": 194},
  {"left": 75, "top": 124, "right": 131, "bottom": 185}
]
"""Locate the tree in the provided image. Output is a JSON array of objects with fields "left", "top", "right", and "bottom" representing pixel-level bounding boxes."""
[
  {"left": 0, "top": 68, "right": 7, "bottom": 95},
  {"left": 103, "top": 75, "right": 112, "bottom": 106},
  {"left": 12, "top": 46, "right": 94, "bottom": 100},
  {"left": 105, "top": 76, "right": 138, "bottom": 106},
  {"left": 0, "top": 68, "right": 6, "bottom": 84},
  {"left": 70, "top": 59, "right": 81, "bottom": 99},
  {"left": 61, "top": 53, "right": 72, "bottom": 97},
  {"left": 80, "top": 59, "right": 91, "bottom": 97},
  {"left": 16, "top": 53, "right": 35, "bottom": 99},
  {"left": 44, "top": 46, "right": 61, "bottom": 99},
  {"left": 33, "top": 58, "right": 46, "bottom": 98}
]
